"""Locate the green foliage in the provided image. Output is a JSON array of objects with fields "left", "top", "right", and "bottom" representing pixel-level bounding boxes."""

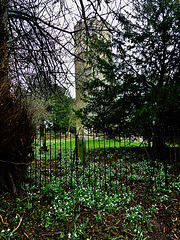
[
  {"left": 27, "top": 79, "right": 75, "bottom": 131},
  {"left": 78, "top": 0, "right": 180, "bottom": 149},
  {"left": 45, "top": 86, "right": 75, "bottom": 131},
  {"left": 0, "top": 151, "right": 179, "bottom": 239}
]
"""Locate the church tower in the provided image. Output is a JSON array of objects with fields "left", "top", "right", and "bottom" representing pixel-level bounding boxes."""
[{"left": 74, "top": 19, "right": 110, "bottom": 133}]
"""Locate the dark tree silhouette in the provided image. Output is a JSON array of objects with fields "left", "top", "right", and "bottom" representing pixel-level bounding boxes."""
[{"left": 78, "top": 0, "right": 180, "bottom": 159}]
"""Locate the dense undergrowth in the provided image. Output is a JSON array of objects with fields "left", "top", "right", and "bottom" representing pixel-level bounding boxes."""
[{"left": 0, "top": 150, "right": 179, "bottom": 239}]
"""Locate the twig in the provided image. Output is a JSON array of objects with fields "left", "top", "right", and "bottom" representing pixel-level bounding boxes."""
[
  {"left": 41, "top": 231, "right": 62, "bottom": 237},
  {"left": 123, "top": 230, "right": 134, "bottom": 236},
  {"left": 24, "top": 232, "right": 29, "bottom": 238},
  {"left": 115, "top": 219, "right": 121, "bottom": 225},
  {"left": 0, "top": 215, "right": 8, "bottom": 225},
  {"left": 0, "top": 159, "right": 30, "bottom": 165},
  {"left": 11, "top": 215, "right": 23, "bottom": 234},
  {"left": 8, "top": 171, "right": 17, "bottom": 194}
]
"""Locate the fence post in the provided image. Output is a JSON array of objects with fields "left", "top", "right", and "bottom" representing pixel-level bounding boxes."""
[
  {"left": 75, "top": 132, "right": 78, "bottom": 182},
  {"left": 77, "top": 128, "right": 86, "bottom": 166}
]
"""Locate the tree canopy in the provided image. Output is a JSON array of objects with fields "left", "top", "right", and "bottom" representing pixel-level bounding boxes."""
[
  {"left": 4, "top": 0, "right": 122, "bottom": 94},
  {"left": 78, "top": 0, "right": 180, "bottom": 155},
  {"left": 45, "top": 86, "right": 75, "bottom": 132}
]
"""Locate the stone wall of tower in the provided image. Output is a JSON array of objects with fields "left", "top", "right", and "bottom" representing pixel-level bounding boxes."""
[{"left": 74, "top": 19, "right": 110, "bottom": 133}]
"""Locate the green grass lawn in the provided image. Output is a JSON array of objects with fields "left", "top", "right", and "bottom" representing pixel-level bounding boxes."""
[{"left": 34, "top": 137, "right": 149, "bottom": 152}]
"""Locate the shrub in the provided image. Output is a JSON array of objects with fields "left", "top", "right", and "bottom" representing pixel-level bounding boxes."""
[{"left": 0, "top": 82, "right": 35, "bottom": 193}]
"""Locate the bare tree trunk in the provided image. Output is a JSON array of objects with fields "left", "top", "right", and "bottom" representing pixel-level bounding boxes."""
[
  {"left": 0, "top": 0, "right": 17, "bottom": 193},
  {"left": 0, "top": 0, "right": 9, "bottom": 85},
  {"left": 152, "top": 122, "right": 166, "bottom": 161}
]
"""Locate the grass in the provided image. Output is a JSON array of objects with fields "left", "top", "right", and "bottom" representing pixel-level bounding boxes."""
[
  {"left": 34, "top": 136, "right": 149, "bottom": 158},
  {"left": 0, "top": 149, "right": 179, "bottom": 239}
]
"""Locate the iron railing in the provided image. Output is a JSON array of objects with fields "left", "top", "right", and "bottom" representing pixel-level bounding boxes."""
[{"left": 27, "top": 128, "right": 180, "bottom": 193}]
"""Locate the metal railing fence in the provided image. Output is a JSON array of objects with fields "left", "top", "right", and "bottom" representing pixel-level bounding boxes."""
[{"left": 27, "top": 128, "right": 180, "bottom": 193}]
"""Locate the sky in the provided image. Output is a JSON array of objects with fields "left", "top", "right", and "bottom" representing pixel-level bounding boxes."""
[{"left": 55, "top": 0, "right": 128, "bottom": 98}]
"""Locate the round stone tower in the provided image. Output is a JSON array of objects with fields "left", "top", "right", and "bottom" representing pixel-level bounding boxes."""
[{"left": 74, "top": 18, "right": 110, "bottom": 133}]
